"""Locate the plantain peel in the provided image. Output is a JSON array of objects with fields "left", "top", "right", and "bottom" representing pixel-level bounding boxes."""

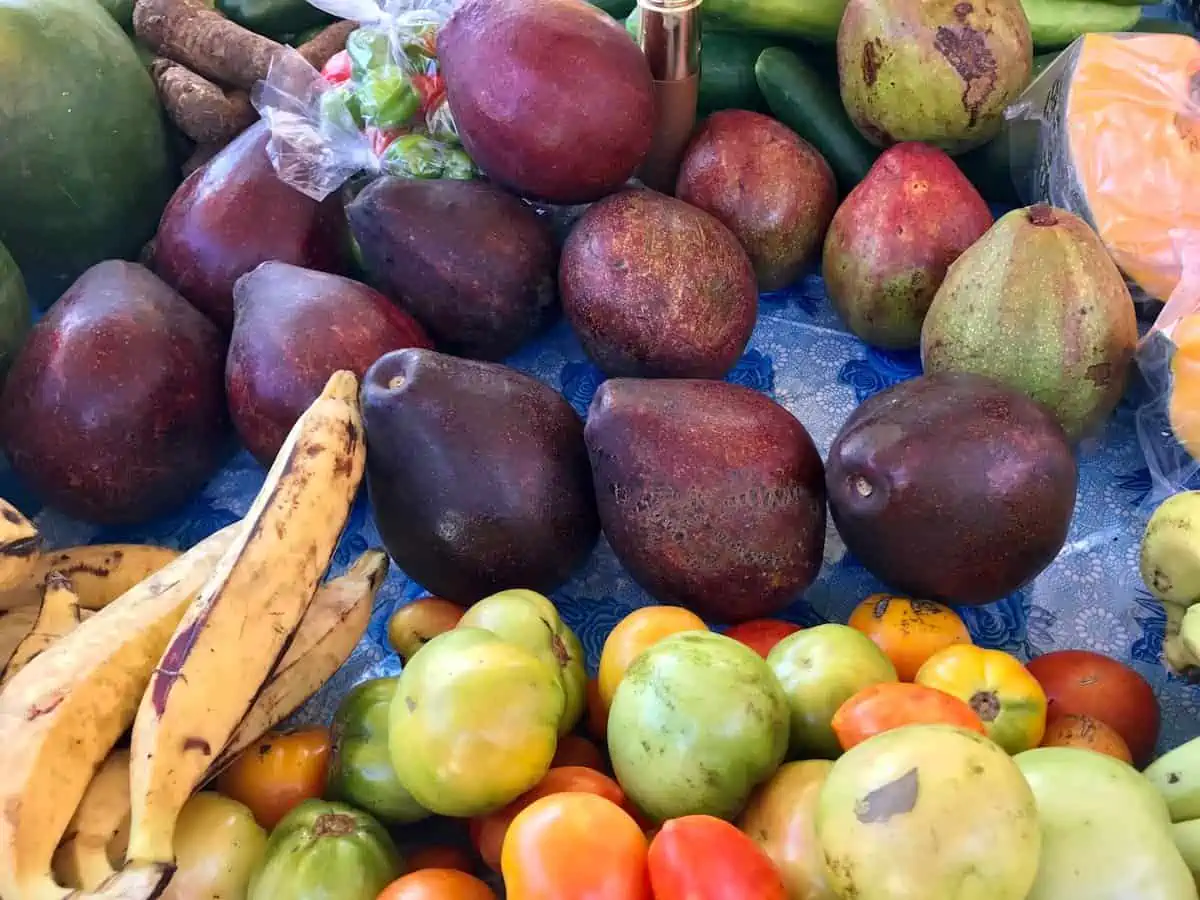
[
  {"left": 122, "top": 370, "right": 365, "bottom": 881},
  {"left": 0, "top": 524, "right": 241, "bottom": 900}
]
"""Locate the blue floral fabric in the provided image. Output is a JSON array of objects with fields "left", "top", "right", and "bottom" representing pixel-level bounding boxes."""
[{"left": 19, "top": 269, "right": 1199, "bottom": 755}]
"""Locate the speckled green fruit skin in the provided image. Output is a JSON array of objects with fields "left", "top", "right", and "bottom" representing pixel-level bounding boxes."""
[
  {"left": 766, "top": 624, "right": 898, "bottom": 759},
  {"left": 920, "top": 204, "right": 1138, "bottom": 442},
  {"left": 836, "top": 0, "right": 1033, "bottom": 154},
  {"left": 607, "top": 630, "right": 790, "bottom": 823},
  {"left": 816, "top": 725, "right": 1041, "bottom": 900}
]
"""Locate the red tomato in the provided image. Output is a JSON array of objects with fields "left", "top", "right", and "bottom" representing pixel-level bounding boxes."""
[
  {"left": 551, "top": 734, "right": 607, "bottom": 772},
  {"left": 376, "top": 869, "right": 496, "bottom": 900},
  {"left": 406, "top": 844, "right": 477, "bottom": 874},
  {"left": 723, "top": 620, "right": 802, "bottom": 658},
  {"left": 501, "top": 792, "right": 651, "bottom": 900},
  {"left": 320, "top": 50, "right": 352, "bottom": 85},
  {"left": 472, "top": 767, "right": 625, "bottom": 873},
  {"left": 1025, "top": 650, "right": 1160, "bottom": 767},
  {"left": 831, "top": 682, "right": 986, "bottom": 751},
  {"left": 648, "top": 815, "right": 787, "bottom": 900}
]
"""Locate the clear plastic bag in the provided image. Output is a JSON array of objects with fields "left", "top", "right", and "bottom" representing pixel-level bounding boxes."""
[
  {"left": 250, "top": 0, "right": 477, "bottom": 201},
  {"left": 1003, "top": 32, "right": 1200, "bottom": 312},
  {"left": 1136, "top": 237, "right": 1200, "bottom": 502}
]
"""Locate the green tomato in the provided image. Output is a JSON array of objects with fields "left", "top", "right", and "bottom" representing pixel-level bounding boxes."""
[
  {"left": 458, "top": 589, "right": 587, "bottom": 735},
  {"left": 327, "top": 678, "right": 430, "bottom": 825},
  {"left": 248, "top": 800, "right": 403, "bottom": 900},
  {"left": 608, "top": 631, "right": 790, "bottom": 823},
  {"left": 389, "top": 628, "right": 565, "bottom": 817}
]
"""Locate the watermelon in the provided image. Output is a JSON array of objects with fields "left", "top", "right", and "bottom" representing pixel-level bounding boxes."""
[
  {"left": 0, "top": 0, "right": 176, "bottom": 306},
  {"left": 0, "top": 240, "right": 30, "bottom": 380}
]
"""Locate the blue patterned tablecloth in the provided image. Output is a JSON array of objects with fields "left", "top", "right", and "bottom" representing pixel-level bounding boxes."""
[{"left": 15, "top": 268, "right": 1194, "bottom": 754}]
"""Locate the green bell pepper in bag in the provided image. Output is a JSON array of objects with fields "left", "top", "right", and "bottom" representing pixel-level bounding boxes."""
[
  {"left": 327, "top": 678, "right": 431, "bottom": 825},
  {"left": 248, "top": 800, "right": 403, "bottom": 900}
]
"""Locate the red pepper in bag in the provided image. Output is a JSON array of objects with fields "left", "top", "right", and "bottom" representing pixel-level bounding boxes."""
[{"left": 320, "top": 49, "right": 352, "bottom": 85}]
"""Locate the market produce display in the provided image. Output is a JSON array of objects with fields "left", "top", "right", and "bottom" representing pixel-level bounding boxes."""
[{"left": 2, "top": 0, "right": 1200, "bottom": 896}]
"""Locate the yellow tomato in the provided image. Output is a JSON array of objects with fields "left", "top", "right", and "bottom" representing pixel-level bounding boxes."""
[
  {"left": 847, "top": 595, "right": 971, "bottom": 681},
  {"left": 598, "top": 607, "right": 708, "bottom": 709},
  {"left": 915, "top": 645, "right": 1047, "bottom": 754}
]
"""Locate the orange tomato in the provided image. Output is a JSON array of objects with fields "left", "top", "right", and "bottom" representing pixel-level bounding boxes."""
[
  {"left": 215, "top": 726, "right": 331, "bottom": 830},
  {"left": 1041, "top": 713, "right": 1134, "bottom": 764},
  {"left": 831, "top": 682, "right": 986, "bottom": 751},
  {"left": 723, "top": 619, "right": 802, "bottom": 658},
  {"left": 376, "top": 869, "right": 497, "bottom": 900},
  {"left": 406, "top": 844, "right": 477, "bottom": 874},
  {"left": 585, "top": 677, "right": 608, "bottom": 742},
  {"left": 551, "top": 734, "right": 607, "bottom": 772},
  {"left": 598, "top": 607, "right": 708, "bottom": 708},
  {"left": 848, "top": 594, "right": 971, "bottom": 681},
  {"left": 387, "top": 597, "right": 466, "bottom": 662},
  {"left": 472, "top": 766, "right": 625, "bottom": 872},
  {"left": 501, "top": 792, "right": 651, "bottom": 900},
  {"left": 648, "top": 815, "right": 787, "bottom": 900}
]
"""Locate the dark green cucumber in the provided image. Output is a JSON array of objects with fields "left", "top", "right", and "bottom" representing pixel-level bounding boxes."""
[
  {"left": 753, "top": 46, "right": 879, "bottom": 192},
  {"left": 699, "top": 32, "right": 776, "bottom": 113},
  {"left": 590, "top": 0, "right": 636, "bottom": 20}
]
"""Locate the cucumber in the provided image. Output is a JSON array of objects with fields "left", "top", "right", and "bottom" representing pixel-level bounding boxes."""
[
  {"left": 703, "top": 0, "right": 845, "bottom": 42},
  {"left": 1022, "top": 0, "right": 1142, "bottom": 48},
  {"left": 754, "top": 46, "right": 879, "bottom": 192},
  {"left": 625, "top": 11, "right": 776, "bottom": 113},
  {"left": 699, "top": 32, "right": 776, "bottom": 113},
  {"left": 1130, "top": 15, "right": 1196, "bottom": 35},
  {"left": 589, "top": 0, "right": 636, "bottom": 19}
]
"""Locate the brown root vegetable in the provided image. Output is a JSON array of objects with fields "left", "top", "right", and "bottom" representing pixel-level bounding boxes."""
[
  {"left": 150, "top": 58, "right": 258, "bottom": 146},
  {"left": 134, "top": 0, "right": 283, "bottom": 91},
  {"left": 297, "top": 20, "right": 356, "bottom": 69}
]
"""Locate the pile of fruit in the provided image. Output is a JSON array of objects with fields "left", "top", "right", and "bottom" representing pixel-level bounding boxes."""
[{"left": 0, "top": 0, "right": 1199, "bottom": 896}]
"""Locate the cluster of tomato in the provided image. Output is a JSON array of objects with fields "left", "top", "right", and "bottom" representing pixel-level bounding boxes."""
[{"left": 210, "top": 593, "right": 1160, "bottom": 899}]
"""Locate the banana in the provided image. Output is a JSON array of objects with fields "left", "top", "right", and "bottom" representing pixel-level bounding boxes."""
[
  {"left": 1147, "top": 735, "right": 1200, "bottom": 823},
  {"left": 1, "top": 574, "right": 83, "bottom": 687},
  {"left": 119, "top": 370, "right": 365, "bottom": 886},
  {"left": 0, "top": 499, "right": 43, "bottom": 603},
  {"left": 212, "top": 547, "right": 387, "bottom": 774},
  {"left": 0, "top": 605, "right": 40, "bottom": 670},
  {"left": 1174, "top": 819, "right": 1200, "bottom": 881},
  {"left": 0, "top": 523, "right": 241, "bottom": 900},
  {"left": 0, "top": 545, "right": 183, "bottom": 614},
  {"left": 1140, "top": 491, "right": 1200, "bottom": 677},
  {"left": 52, "top": 751, "right": 132, "bottom": 891}
]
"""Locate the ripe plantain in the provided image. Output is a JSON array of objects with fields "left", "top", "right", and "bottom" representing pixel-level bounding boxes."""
[
  {"left": 0, "top": 498, "right": 43, "bottom": 602},
  {"left": 1, "top": 573, "right": 83, "bottom": 687},
  {"left": 212, "top": 548, "right": 388, "bottom": 774},
  {"left": 52, "top": 751, "right": 132, "bottom": 891},
  {"left": 119, "top": 370, "right": 365, "bottom": 887},
  {"left": 1140, "top": 491, "right": 1200, "bottom": 677},
  {"left": 50, "top": 551, "right": 387, "bottom": 893},
  {"left": 0, "top": 523, "right": 241, "bottom": 900},
  {"left": 0, "top": 544, "right": 183, "bottom": 613}
]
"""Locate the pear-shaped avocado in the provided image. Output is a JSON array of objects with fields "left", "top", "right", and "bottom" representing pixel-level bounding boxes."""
[
  {"left": 584, "top": 378, "right": 826, "bottom": 623},
  {"left": 362, "top": 349, "right": 600, "bottom": 604},
  {"left": 826, "top": 371, "right": 1077, "bottom": 606}
]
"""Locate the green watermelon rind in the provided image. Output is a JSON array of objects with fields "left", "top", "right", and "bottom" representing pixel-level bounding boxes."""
[{"left": 0, "top": 0, "right": 176, "bottom": 307}]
